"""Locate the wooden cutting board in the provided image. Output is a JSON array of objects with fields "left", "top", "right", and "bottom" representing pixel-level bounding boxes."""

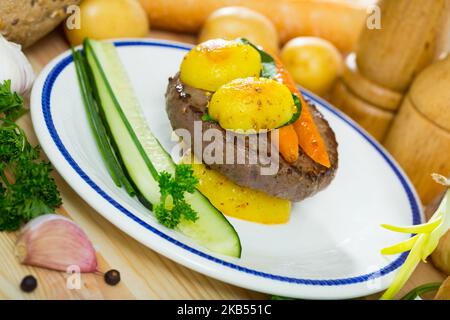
[{"left": 0, "top": 29, "right": 445, "bottom": 300}]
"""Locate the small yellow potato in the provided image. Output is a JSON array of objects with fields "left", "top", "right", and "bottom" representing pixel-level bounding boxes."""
[
  {"left": 64, "top": 0, "right": 149, "bottom": 46},
  {"left": 199, "top": 6, "right": 279, "bottom": 54},
  {"left": 179, "top": 39, "right": 261, "bottom": 92},
  {"left": 184, "top": 157, "right": 291, "bottom": 224},
  {"left": 432, "top": 230, "right": 450, "bottom": 275},
  {"left": 434, "top": 277, "right": 450, "bottom": 300},
  {"left": 280, "top": 37, "right": 343, "bottom": 95},
  {"left": 208, "top": 77, "right": 296, "bottom": 131}
]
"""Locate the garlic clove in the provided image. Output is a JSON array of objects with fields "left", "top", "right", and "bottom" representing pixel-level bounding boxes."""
[
  {"left": 0, "top": 35, "right": 35, "bottom": 96},
  {"left": 15, "top": 214, "right": 98, "bottom": 273}
]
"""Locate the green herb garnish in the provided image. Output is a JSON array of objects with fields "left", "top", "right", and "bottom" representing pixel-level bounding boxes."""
[
  {"left": 0, "top": 120, "right": 62, "bottom": 231},
  {"left": 0, "top": 80, "right": 25, "bottom": 122},
  {"left": 201, "top": 113, "right": 217, "bottom": 123},
  {"left": 400, "top": 282, "right": 441, "bottom": 300},
  {"left": 284, "top": 94, "right": 302, "bottom": 126},
  {"left": 155, "top": 164, "right": 199, "bottom": 229},
  {"left": 238, "top": 38, "right": 277, "bottom": 79},
  {"left": 0, "top": 81, "right": 61, "bottom": 231},
  {"left": 73, "top": 45, "right": 200, "bottom": 231},
  {"left": 72, "top": 48, "right": 135, "bottom": 196}
]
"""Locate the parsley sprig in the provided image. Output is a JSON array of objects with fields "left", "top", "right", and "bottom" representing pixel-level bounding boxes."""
[
  {"left": 0, "top": 81, "right": 62, "bottom": 231},
  {"left": 154, "top": 164, "right": 199, "bottom": 229},
  {"left": 0, "top": 80, "right": 25, "bottom": 122}
]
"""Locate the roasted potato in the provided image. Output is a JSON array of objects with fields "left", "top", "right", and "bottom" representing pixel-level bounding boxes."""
[
  {"left": 186, "top": 158, "right": 291, "bottom": 224},
  {"left": 199, "top": 6, "right": 279, "bottom": 54},
  {"left": 281, "top": 37, "right": 343, "bottom": 95},
  {"left": 208, "top": 77, "right": 296, "bottom": 131},
  {"left": 180, "top": 39, "right": 261, "bottom": 92},
  {"left": 434, "top": 276, "right": 450, "bottom": 300},
  {"left": 64, "top": 0, "right": 149, "bottom": 46}
]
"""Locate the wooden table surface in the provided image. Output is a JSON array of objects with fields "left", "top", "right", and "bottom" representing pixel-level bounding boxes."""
[{"left": 0, "top": 29, "right": 446, "bottom": 300}]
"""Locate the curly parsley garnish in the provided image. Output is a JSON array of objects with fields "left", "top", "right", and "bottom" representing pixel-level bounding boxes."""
[
  {"left": 0, "top": 81, "right": 62, "bottom": 231},
  {"left": 0, "top": 80, "right": 25, "bottom": 122},
  {"left": 154, "top": 164, "right": 199, "bottom": 229}
]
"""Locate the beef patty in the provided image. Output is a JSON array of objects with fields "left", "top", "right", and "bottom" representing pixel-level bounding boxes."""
[{"left": 165, "top": 73, "right": 338, "bottom": 201}]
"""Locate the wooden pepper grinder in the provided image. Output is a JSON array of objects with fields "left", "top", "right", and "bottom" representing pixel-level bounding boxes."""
[
  {"left": 331, "top": 0, "right": 450, "bottom": 141},
  {"left": 384, "top": 55, "right": 450, "bottom": 205}
]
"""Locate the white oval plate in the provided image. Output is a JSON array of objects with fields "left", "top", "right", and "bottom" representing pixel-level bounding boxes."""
[{"left": 30, "top": 39, "right": 422, "bottom": 300}]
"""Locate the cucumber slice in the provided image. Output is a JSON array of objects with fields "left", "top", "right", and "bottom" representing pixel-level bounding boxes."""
[{"left": 84, "top": 39, "right": 241, "bottom": 257}]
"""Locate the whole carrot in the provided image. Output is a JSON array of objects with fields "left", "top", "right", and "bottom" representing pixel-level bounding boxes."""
[
  {"left": 277, "top": 125, "right": 299, "bottom": 163},
  {"left": 274, "top": 58, "right": 331, "bottom": 168}
]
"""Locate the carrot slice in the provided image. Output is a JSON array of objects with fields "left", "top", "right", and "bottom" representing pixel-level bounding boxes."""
[
  {"left": 277, "top": 125, "right": 299, "bottom": 163},
  {"left": 274, "top": 58, "right": 331, "bottom": 168}
]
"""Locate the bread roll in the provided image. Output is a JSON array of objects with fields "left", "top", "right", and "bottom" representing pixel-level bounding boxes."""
[{"left": 0, "top": 0, "right": 81, "bottom": 47}]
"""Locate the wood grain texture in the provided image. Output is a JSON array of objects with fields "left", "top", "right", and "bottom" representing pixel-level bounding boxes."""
[
  {"left": 384, "top": 56, "right": 450, "bottom": 205},
  {"left": 384, "top": 97, "right": 450, "bottom": 205},
  {"left": 332, "top": 0, "right": 450, "bottom": 144},
  {"left": 342, "top": 53, "right": 403, "bottom": 111},
  {"left": 330, "top": 80, "right": 394, "bottom": 141},
  {"left": 409, "top": 55, "right": 450, "bottom": 132},
  {"left": 356, "top": 0, "right": 450, "bottom": 92},
  {"left": 0, "top": 29, "right": 445, "bottom": 300}
]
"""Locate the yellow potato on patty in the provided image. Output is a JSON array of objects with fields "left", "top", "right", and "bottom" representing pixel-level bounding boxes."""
[
  {"left": 180, "top": 39, "right": 261, "bottom": 92},
  {"left": 182, "top": 155, "right": 291, "bottom": 224},
  {"left": 208, "top": 77, "right": 296, "bottom": 131}
]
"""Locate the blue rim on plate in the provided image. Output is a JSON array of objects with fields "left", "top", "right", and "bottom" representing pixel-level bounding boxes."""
[{"left": 41, "top": 40, "right": 421, "bottom": 286}]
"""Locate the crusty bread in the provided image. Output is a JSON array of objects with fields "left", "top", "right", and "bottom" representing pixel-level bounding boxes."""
[{"left": 0, "top": 0, "right": 80, "bottom": 47}]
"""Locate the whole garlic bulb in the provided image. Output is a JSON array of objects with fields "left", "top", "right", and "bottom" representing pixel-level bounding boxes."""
[{"left": 0, "top": 35, "right": 35, "bottom": 95}]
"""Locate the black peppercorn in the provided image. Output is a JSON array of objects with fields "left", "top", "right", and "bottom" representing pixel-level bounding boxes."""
[
  {"left": 104, "top": 269, "right": 121, "bottom": 286},
  {"left": 20, "top": 275, "right": 37, "bottom": 293}
]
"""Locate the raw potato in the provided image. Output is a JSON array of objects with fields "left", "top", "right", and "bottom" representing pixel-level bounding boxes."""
[
  {"left": 199, "top": 6, "right": 279, "bottom": 54},
  {"left": 186, "top": 158, "right": 291, "bottom": 224},
  {"left": 434, "top": 276, "right": 450, "bottom": 300},
  {"left": 180, "top": 39, "right": 261, "bottom": 92},
  {"left": 0, "top": 0, "right": 81, "bottom": 47},
  {"left": 64, "top": 0, "right": 149, "bottom": 46},
  {"left": 426, "top": 190, "right": 450, "bottom": 275},
  {"left": 281, "top": 37, "right": 343, "bottom": 95},
  {"left": 139, "top": 0, "right": 368, "bottom": 53},
  {"left": 209, "top": 77, "right": 296, "bottom": 131},
  {"left": 432, "top": 227, "right": 450, "bottom": 275}
]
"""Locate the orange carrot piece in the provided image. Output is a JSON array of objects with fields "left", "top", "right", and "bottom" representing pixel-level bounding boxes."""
[
  {"left": 274, "top": 58, "right": 331, "bottom": 168},
  {"left": 277, "top": 125, "right": 299, "bottom": 163}
]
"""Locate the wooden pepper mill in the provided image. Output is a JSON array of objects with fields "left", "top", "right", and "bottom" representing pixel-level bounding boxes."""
[
  {"left": 331, "top": 0, "right": 450, "bottom": 141},
  {"left": 384, "top": 55, "right": 450, "bottom": 205}
]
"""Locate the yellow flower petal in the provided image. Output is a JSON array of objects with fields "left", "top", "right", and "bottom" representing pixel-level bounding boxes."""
[
  {"left": 381, "top": 235, "right": 419, "bottom": 255},
  {"left": 381, "top": 217, "right": 442, "bottom": 234},
  {"left": 381, "top": 234, "right": 429, "bottom": 300},
  {"left": 381, "top": 187, "right": 450, "bottom": 300}
]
